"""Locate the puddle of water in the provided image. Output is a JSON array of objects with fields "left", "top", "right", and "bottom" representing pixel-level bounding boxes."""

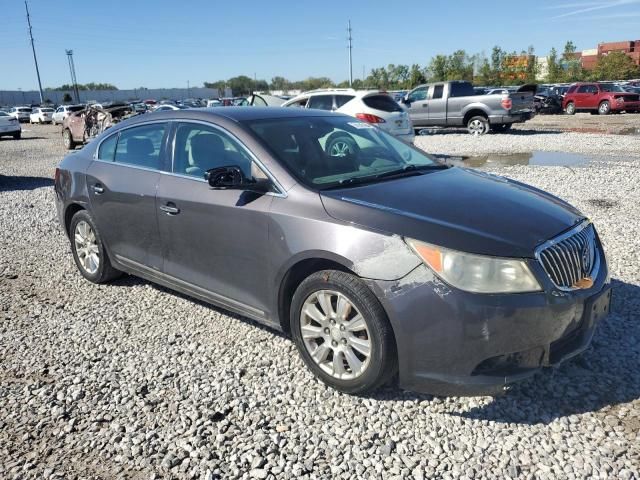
[{"left": 435, "top": 151, "right": 591, "bottom": 168}]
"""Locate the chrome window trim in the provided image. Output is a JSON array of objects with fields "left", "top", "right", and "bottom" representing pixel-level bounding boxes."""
[
  {"left": 168, "top": 119, "right": 287, "bottom": 198},
  {"left": 534, "top": 220, "right": 601, "bottom": 291}
]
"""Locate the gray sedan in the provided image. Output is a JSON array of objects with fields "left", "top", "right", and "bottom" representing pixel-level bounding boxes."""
[{"left": 54, "top": 108, "right": 611, "bottom": 395}]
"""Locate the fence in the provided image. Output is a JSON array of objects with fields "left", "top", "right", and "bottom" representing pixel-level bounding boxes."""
[{"left": 0, "top": 87, "right": 234, "bottom": 107}]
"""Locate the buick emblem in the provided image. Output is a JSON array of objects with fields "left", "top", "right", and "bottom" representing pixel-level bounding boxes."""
[{"left": 581, "top": 242, "right": 593, "bottom": 275}]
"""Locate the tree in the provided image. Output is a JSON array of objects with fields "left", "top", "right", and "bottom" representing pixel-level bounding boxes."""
[
  {"left": 546, "top": 47, "right": 562, "bottom": 83},
  {"left": 561, "top": 40, "right": 584, "bottom": 82},
  {"left": 269, "top": 76, "right": 289, "bottom": 91},
  {"left": 446, "top": 50, "right": 473, "bottom": 81},
  {"left": 204, "top": 80, "right": 226, "bottom": 90},
  {"left": 426, "top": 55, "right": 448, "bottom": 81},
  {"left": 591, "top": 51, "right": 640, "bottom": 80},
  {"left": 408, "top": 64, "right": 426, "bottom": 88},
  {"left": 62, "top": 93, "right": 73, "bottom": 103}
]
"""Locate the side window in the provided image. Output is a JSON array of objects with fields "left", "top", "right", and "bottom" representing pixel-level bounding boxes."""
[
  {"left": 408, "top": 87, "right": 427, "bottom": 102},
  {"left": 287, "top": 98, "right": 308, "bottom": 108},
  {"left": 307, "top": 95, "right": 334, "bottom": 110},
  {"left": 588, "top": 85, "right": 598, "bottom": 93},
  {"left": 335, "top": 95, "right": 355, "bottom": 108},
  {"left": 173, "top": 123, "right": 254, "bottom": 179},
  {"left": 56, "top": 107, "right": 63, "bottom": 113},
  {"left": 431, "top": 85, "right": 444, "bottom": 99},
  {"left": 577, "top": 85, "right": 592, "bottom": 93},
  {"left": 98, "top": 133, "right": 118, "bottom": 161},
  {"left": 114, "top": 123, "right": 167, "bottom": 169}
]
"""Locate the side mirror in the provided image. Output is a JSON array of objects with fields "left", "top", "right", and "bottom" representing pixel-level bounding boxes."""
[{"left": 205, "top": 165, "right": 271, "bottom": 193}]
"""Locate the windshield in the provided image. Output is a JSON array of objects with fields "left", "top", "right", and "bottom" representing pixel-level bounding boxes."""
[
  {"left": 600, "top": 84, "right": 626, "bottom": 92},
  {"left": 245, "top": 116, "right": 440, "bottom": 190}
]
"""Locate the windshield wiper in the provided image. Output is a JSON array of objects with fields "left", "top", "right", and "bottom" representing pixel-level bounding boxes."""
[{"left": 323, "top": 164, "right": 447, "bottom": 190}]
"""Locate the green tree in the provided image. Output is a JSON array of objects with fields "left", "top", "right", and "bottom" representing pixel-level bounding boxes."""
[
  {"left": 269, "top": 76, "right": 289, "bottom": 91},
  {"left": 62, "top": 93, "right": 73, "bottom": 103},
  {"left": 546, "top": 47, "right": 562, "bottom": 83},
  {"left": 446, "top": 50, "right": 473, "bottom": 81},
  {"left": 591, "top": 51, "right": 640, "bottom": 80},
  {"left": 408, "top": 64, "right": 426, "bottom": 88},
  {"left": 204, "top": 80, "right": 226, "bottom": 90},
  {"left": 561, "top": 40, "right": 584, "bottom": 82},
  {"left": 426, "top": 55, "right": 448, "bottom": 81}
]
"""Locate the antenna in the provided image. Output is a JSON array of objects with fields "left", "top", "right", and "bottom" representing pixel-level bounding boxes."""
[
  {"left": 347, "top": 20, "right": 353, "bottom": 87},
  {"left": 66, "top": 50, "right": 80, "bottom": 103},
  {"left": 25, "top": 1, "right": 44, "bottom": 104}
]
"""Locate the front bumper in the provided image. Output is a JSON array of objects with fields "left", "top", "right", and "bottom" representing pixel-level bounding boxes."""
[
  {"left": 367, "top": 259, "right": 610, "bottom": 396},
  {"left": 613, "top": 101, "right": 640, "bottom": 112}
]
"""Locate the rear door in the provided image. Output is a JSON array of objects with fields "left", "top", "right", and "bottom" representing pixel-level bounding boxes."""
[
  {"left": 86, "top": 122, "right": 169, "bottom": 271},
  {"left": 426, "top": 84, "right": 446, "bottom": 125},
  {"left": 155, "top": 121, "right": 274, "bottom": 316},
  {"left": 574, "top": 85, "right": 591, "bottom": 108}
]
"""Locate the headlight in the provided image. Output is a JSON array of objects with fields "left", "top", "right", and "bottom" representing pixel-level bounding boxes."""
[{"left": 406, "top": 238, "right": 541, "bottom": 294}]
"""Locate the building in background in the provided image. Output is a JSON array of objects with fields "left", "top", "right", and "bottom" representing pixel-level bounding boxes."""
[{"left": 578, "top": 40, "right": 640, "bottom": 70}]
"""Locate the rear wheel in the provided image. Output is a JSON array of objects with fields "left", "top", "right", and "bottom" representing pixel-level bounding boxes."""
[
  {"left": 598, "top": 101, "right": 611, "bottom": 115},
  {"left": 12, "top": 131, "right": 21, "bottom": 140},
  {"left": 63, "top": 129, "right": 76, "bottom": 150},
  {"left": 69, "top": 210, "right": 121, "bottom": 284},
  {"left": 290, "top": 270, "right": 397, "bottom": 394},
  {"left": 467, "top": 116, "right": 489, "bottom": 135},
  {"left": 565, "top": 102, "right": 576, "bottom": 115}
]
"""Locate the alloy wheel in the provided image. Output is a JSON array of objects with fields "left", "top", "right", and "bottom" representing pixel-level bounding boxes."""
[
  {"left": 329, "top": 141, "right": 353, "bottom": 157},
  {"left": 300, "top": 290, "right": 371, "bottom": 380},
  {"left": 468, "top": 119, "right": 485, "bottom": 135},
  {"left": 74, "top": 220, "right": 100, "bottom": 275}
]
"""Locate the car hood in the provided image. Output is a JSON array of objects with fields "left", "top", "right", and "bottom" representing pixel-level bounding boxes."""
[{"left": 320, "top": 167, "right": 584, "bottom": 258}]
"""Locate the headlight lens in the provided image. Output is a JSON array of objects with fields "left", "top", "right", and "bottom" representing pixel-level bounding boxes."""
[{"left": 406, "top": 238, "right": 541, "bottom": 293}]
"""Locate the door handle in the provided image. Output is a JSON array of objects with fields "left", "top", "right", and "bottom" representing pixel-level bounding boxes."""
[
  {"left": 159, "top": 203, "right": 180, "bottom": 215},
  {"left": 92, "top": 184, "right": 104, "bottom": 194}
]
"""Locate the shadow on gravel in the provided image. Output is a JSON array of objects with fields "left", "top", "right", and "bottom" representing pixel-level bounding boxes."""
[
  {"left": 0, "top": 136, "right": 46, "bottom": 141},
  {"left": 0, "top": 175, "right": 54, "bottom": 192},
  {"left": 451, "top": 279, "right": 640, "bottom": 425}
]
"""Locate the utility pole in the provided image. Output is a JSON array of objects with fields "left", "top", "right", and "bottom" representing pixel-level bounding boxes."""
[
  {"left": 25, "top": 1, "right": 44, "bottom": 104},
  {"left": 347, "top": 20, "right": 353, "bottom": 87},
  {"left": 66, "top": 50, "right": 80, "bottom": 103},
  {"left": 187, "top": 80, "right": 190, "bottom": 99}
]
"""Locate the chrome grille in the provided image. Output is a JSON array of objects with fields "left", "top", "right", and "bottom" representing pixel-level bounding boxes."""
[{"left": 536, "top": 223, "right": 598, "bottom": 290}]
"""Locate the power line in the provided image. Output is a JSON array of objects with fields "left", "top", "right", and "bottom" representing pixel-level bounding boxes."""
[
  {"left": 24, "top": 1, "right": 44, "bottom": 104},
  {"left": 347, "top": 20, "right": 353, "bottom": 87},
  {"left": 66, "top": 50, "right": 80, "bottom": 103}
]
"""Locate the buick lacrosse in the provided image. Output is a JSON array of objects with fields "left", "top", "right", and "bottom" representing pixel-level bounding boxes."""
[{"left": 55, "top": 108, "right": 611, "bottom": 395}]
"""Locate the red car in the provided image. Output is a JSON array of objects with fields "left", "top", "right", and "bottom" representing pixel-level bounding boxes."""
[{"left": 563, "top": 82, "right": 640, "bottom": 115}]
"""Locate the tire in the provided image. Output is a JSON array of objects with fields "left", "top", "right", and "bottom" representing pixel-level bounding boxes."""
[
  {"left": 290, "top": 270, "right": 397, "bottom": 394},
  {"left": 63, "top": 129, "right": 76, "bottom": 150},
  {"left": 492, "top": 123, "right": 512, "bottom": 133},
  {"left": 69, "top": 210, "right": 121, "bottom": 284},
  {"left": 12, "top": 131, "right": 21, "bottom": 140},
  {"left": 598, "top": 101, "right": 611, "bottom": 115},
  {"left": 325, "top": 133, "right": 360, "bottom": 158},
  {"left": 466, "top": 115, "right": 489, "bottom": 135},
  {"left": 565, "top": 102, "right": 576, "bottom": 115}
]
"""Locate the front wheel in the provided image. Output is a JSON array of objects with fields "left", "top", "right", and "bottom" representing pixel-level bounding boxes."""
[
  {"left": 63, "top": 129, "right": 76, "bottom": 150},
  {"left": 290, "top": 270, "right": 397, "bottom": 394},
  {"left": 565, "top": 102, "right": 576, "bottom": 115},
  {"left": 12, "top": 131, "right": 21, "bottom": 140},
  {"left": 467, "top": 116, "right": 489, "bottom": 135},
  {"left": 598, "top": 101, "right": 611, "bottom": 115},
  {"left": 69, "top": 210, "right": 121, "bottom": 284}
]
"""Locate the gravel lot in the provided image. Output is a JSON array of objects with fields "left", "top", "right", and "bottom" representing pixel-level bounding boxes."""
[{"left": 1, "top": 122, "right": 639, "bottom": 480}]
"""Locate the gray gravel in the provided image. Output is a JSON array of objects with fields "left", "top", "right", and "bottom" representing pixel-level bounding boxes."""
[
  {"left": 1, "top": 124, "right": 639, "bottom": 479},
  {"left": 415, "top": 129, "right": 640, "bottom": 158}
]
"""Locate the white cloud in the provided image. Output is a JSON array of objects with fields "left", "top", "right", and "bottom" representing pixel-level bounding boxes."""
[{"left": 551, "top": 0, "right": 640, "bottom": 19}]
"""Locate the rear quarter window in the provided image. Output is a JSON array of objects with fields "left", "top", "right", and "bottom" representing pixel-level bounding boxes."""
[
  {"left": 362, "top": 95, "right": 402, "bottom": 112},
  {"left": 98, "top": 133, "right": 118, "bottom": 161},
  {"left": 335, "top": 95, "right": 355, "bottom": 108},
  {"left": 449, "top": 83, "right": 475, "bottom": 97}
]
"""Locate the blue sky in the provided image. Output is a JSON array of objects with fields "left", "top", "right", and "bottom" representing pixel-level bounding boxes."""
[{"left": 2, "top": 0, "right": 640, "bottom": 90}]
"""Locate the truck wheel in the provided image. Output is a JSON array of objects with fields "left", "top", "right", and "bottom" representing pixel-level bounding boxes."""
[
  {"left": 63, "top": 129, "right": 76, "bottom": 150},
  {"left": 467, "top": 116, "right": 489, "bottom": 135},
  {"left": 565, "top": 102, "right": 576, "bottom": 115},
  {"left": 598, "top": 101, "right": 611, "bottom": 115},
  {"left": 492, "top": 124, "right": 512, "bottom": 133}
]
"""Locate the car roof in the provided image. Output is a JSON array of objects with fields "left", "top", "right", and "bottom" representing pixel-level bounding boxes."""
[{"left": 139, "top": 107, "right": 337, "bottom": 123}]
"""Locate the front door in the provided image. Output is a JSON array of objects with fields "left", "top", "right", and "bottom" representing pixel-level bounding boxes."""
[
  {"left": 86, "top": 122, "right": 169, "bottom": 271},
  {"left": 156, "top": 121, "right": 273, "bottom": 315},
  {"left": 405, "top": 86, "right": 429, "bottom": 126}
]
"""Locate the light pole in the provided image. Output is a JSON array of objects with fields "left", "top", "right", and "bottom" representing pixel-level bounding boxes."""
[
  {"left": 347, "top": 20, "right": 353, "bottom": 87},
  {"left": 25, "top": 1, "right": 44, "bottom": 104},
  {"left": 66, "top": 50, "right": 80, "bottom": 103}
]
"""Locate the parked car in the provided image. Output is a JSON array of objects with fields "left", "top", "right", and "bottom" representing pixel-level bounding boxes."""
[
  {"left": 401, "top": 81, "right": 535, "bottom": 134},
  {"left": 53, "top": 105, "right": 85, "bottom": 125},
  {"left": 54, "top": 107, "right": 611, "bottom": 395},
  {"left": 29, "top": 107, "right": 55, "bottom": 124},
  {"left": 563, "top": 82, "right": 640, "bottom": 115},
  {"left": 154, "top": 104, "right": 190, "bottom": 111},
  {"left": 62, "top": 103, "right": 135, "bottom": 150},
  {"left": 240, "top": 93, "right": 287, "bottom": 107},
  {"left": 0, "top": 110, "right": 21, "bottom": 139},
  {"left": 207, "top": 99, "right": 222, "bottom": 107},
  {"left": 8, "top": 106, "right": 32, "bottom": 123},
  {"left": 282, "top": 89, "right": 414, "bottom": 143}
]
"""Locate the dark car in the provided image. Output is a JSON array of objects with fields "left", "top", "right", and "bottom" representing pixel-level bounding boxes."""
[
  {"left": 563, "top": 82, "right": 640, "bottom": 115},
  {"left": 54, "top": 108, "right": 611, "bottom": 395}
]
